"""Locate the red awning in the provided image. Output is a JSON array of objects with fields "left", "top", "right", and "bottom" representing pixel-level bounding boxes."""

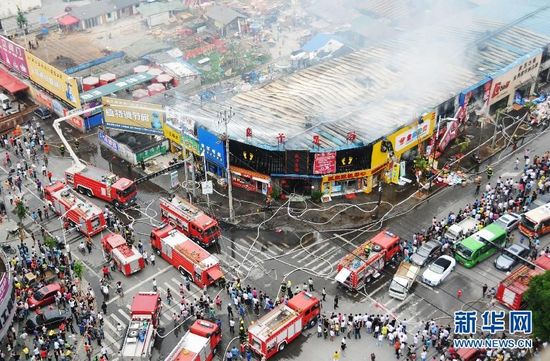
[
  {"left": 58, "top": 15, "right": 79, "bottom": 27},
  {"left": 0, "top": 70, "right": 28, "bottom": 93}
]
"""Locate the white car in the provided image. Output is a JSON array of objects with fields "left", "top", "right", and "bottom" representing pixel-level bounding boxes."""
[
  {"left": 494, "top": 213, "right": 521, "bottom": 232},
  {"left": 422, "top": 255, "right": 456, "bottom": 286}
]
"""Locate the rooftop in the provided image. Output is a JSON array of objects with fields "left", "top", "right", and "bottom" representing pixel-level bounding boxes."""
[
  {"left": 204, "top": 5, "right": 245, "bottom": 26},
  {"left": 69, "top": 0, "right": 140, "bottom": 20},
  {"left": 190, "top": 1, "right": 550, "bottom": 150}
]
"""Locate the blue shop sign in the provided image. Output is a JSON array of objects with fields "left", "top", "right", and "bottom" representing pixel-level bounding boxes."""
[{"left": 198, "top": 127, "right": 226, "bottom": 167}]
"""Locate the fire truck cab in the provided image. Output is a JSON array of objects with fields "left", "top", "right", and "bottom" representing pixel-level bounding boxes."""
[
  {"left": 44, "top": 181, "right": 107, "bottom": 237},
  {"left": 248, "top": 291, "right": 320, "bottom": 359},
  {"left": 159, "top": 196, "right": 221, "bottom": 248},
  {"left": 150, "top": 225, "right": 224, "bottom": 288},
  {"left": 335, "top": 230, "right": 401, "bottom": 290},
  {"left": 165, "top": 319, "right": 221, "bottom": 361},
  {"left": 101, "top": 233, "right": 145, "bottom": 276}
]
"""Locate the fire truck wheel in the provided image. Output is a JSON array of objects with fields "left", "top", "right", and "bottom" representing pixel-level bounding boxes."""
[
  {"left": 308, "top": 317, "right": 317, "bottom": 328},
  {"left": 178, "top": 267, "right": 187, "bottom": 277},
  {"left": 77, "top": 186, "right": 85, "bottom": 194},
  {"left": 154, "top": 248, "right": 161, "bottom": 256},
  {"left": 278, "top": 342, "right": 287, "bottom": 351},
  {"left": 113, "top": 200, "right": 120, "bottom": 208}
]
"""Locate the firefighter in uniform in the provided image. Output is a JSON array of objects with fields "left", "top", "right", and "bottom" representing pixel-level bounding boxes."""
[
  {"left": 364, "top": 244, "right": 371, "bottom": 258},
  {"left": 59, "top": 144, "right": 65, "bottom": 157},
  {"left": 74, "top": 139, "right": 79, "bottom": 151},
  {"left": 486, "top": 166, "right": 493, "bottom": 180}
]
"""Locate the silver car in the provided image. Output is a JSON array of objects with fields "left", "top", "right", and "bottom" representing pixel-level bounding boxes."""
[
  {"left": 410, "top": 241, "right": 441, "bottom": 267},
  {"left": 494, "top": 243, "right": 529, "bottom": 271},
  {"left": 494, "top": 213, "right": 521, "bottom": 232}
]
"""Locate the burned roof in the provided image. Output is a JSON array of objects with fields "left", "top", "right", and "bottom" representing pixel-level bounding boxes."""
[{"left": 205, "top": 5, "right": 245, "bottom": 26}]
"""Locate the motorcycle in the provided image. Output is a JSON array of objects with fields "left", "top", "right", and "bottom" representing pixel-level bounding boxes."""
[{"left": 1, "top": 244, "right": 16, "bottom": 255}]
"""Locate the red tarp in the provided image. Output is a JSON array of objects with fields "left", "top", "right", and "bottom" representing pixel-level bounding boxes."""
[
  {"left": 0, "top": 70, "right": 28, "bottom": 93},
  {"left": 58, "top": 15, "right": 79, "bottom": 27}
]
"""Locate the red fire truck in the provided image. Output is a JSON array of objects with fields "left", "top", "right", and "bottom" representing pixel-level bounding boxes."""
[
  {"left": 159, "top": 196, "right": 221, "bottom": 247},
  {"left": 65, "top": 163, "right": 137, "bottom": 208},
  {"left": 495, "top": 254, "right": 550, "bottom": 310},
  {"left": 44, "top": 181, "right": 107, "bottom": 237},
  {"left": 248, "top": 291, "right": 320, "bottom": 359},
  {"left": 101, "top": 233, "right": 145, "bottom": 276},
  {"left": 150, "top": 225, "right": 224, "bottom": 288},
  {"left": 165, "top": 319, "right": 221, "bottom": 361},
  {"left": 120, "top": 292, "right": 161, "bottom": 360},
  {"left": 335, "top": 230, "right": 401, "bottom": 290}
]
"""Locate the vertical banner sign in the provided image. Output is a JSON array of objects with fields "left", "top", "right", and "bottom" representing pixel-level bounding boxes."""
[
  {"left": 0, "top": 36, "right": 29, "bottom": 76},
  {"left": 25, "top": 52, "right": 81, "bottom": 108},
  {"left": 313, "top": 152, "right": 337, "bottom": 175},
  {"left": 285, "top": 150, "right": 309, "bottom": 174},
  {"left": 170, "top": 171, "right": 179, "bottom": 189},
  {"left": 102, "top": 97, "right": 164, "bottom": 135},
  {"left": 198, "top": 127, "right": 226, "bottom": 167}
]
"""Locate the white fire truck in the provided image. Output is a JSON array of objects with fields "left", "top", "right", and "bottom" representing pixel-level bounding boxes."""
[{"left": 120, "top": 292, "right": 161, "bottom": 360}]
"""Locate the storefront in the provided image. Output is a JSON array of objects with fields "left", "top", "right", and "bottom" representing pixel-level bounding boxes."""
[
  {"left": 198, "top": 127, "right": 226, "bottom": 178},
  {"left": 163, "top": 121, "right": 184, "bottom": 153},
  {"left": 488, "top": 49, "right": 542, "bottom": 113},
  {"left": 230, "top": 165, "right": 271, "bottom": 195},
  {"left": 371, "top": 112, "right": 436, "bottom": 185},
  {"left": 321, "top": 169, "right": 370, "bottom": 197}
]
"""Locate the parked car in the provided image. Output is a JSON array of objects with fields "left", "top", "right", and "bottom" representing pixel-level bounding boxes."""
[
  {"left": 27, "top": 283, "right": 61, "bottom": 309},
  {"left": 494, "top": 243, "right": 530, "bottom": 271},
  {"left": 25, "top": 309, "right": 72, "bottom": 334},
  {"left": 410, "top": 241, "right": 441, "bottom": 266},
  {"left": 422, "top": 255, "right": 456, "bottom": 286},
  {"left": 34, "top": 106, "right": 51, "bottom": 120},
  {"left": 494, "top": 213, "right": 521, "bottom": 232}
]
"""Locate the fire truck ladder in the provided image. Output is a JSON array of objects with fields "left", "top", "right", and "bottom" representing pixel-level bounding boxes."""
[
  {"left": 502, "top": 265, "right": 533, "bottom": 287},
  {"left": 134, "top": 160, "right": 187, "bottom": 185}
]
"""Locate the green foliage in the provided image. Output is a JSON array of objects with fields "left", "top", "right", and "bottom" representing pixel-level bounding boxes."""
[
  {"left": 459, "top": 138, "right": 471, "bottom": 153},
  {"left": 413, "top": 156, "right": 429, "bottom": 171},
  {"left": 44, "top": 235, "right": 57, "bottom": 249},
  {"left": 16, "top": 6, "right": 27, "bottom": 30},
  {"left": 15, "top": 200, "right": 27, "bottom": 224},
  {"left": 271, "top": 187, "right": 281, "bottom": 200},
  {"left": 73, "top": 260, "right": 84, "bottom": 280},
  {"left": 524, "top": 271, "right": 550, "bottom": 341},
  {"left": 310, "top": 190, "right": 322, "bottom": 202}
]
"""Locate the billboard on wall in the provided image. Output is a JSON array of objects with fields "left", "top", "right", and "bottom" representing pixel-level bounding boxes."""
[
  {"left": 25, "top": 52, "right": 81, "bottom": 108},
  {"left": 313, "top": 152, "right": 336, "bottom": 175},
  {"left": 165, "top": 106, "right": 195, "bottom": 133},
  {"left": 394, "top": 111, "right": 435, "bottom": 153},
  {"left": 198, "top": 127, "right": 226, "bottom": 167},
  {"left": 489, "top": 49, "right": 542, "bottom": 106},
  {"left": 0, "top": 36, "right": 28, "bottom": 76},
  {"left": 229, "top": 140, "right": 285, "bottom": 175},
  {"left": 102, "top": 97, "right": 164, "bottom": 135}
]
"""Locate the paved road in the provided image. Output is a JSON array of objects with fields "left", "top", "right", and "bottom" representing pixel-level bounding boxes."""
[{"left": 2, "top": 113, "right": 549, "bottom": 360}]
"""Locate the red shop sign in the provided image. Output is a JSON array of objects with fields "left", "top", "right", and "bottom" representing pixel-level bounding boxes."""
[{"left": 313, "top": 152, "right": 336, "bottom": 175}]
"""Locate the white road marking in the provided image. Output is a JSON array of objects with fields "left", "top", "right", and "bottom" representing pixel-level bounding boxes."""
[
  {"left": 391, "top": 294, "right": 414, "bottom": 313},
  {"left": 291, "top": 248, "right": 308, "bottom": 259},
  {"left": 117, "top": 308, "right": 131, "bottom": 321},
  {"left": 104, "top": 330, "right": 119, "bottom": 348},
  {"left": 297, "top": 243, "right": 330, "bottom": 263},
  {"left": 106, "top": 265, "right": 172, "bottom": 305},
  {"left": 369, "top": 282, "right": 389, "bottom": 297},
  {"left": 302, "top": 246, "right": 337, "bottom": 267},
  {"left": 110, "top": 312, "right": 127, "bottom": 328}
]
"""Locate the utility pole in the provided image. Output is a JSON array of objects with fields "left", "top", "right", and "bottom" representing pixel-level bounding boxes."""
[{"left": 219, "top": 107, "right": 235, "bottom": 223}]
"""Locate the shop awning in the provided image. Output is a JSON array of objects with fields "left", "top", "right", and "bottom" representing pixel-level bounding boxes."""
[
  {"left": 230, "top": 165, "right": 270, "bottom": 182},
  {"left": 57, "top": 15, "right": 79, "bottom": 27},
  {"left": 206, "top": 267, "right": 223, "bottom": 281},
  {"left": 0, "top": 70, "right": 28, "bottom": 93}
]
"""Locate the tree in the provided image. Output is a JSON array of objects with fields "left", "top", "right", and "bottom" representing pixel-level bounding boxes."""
[
  {"left": 16, "top": 6, "right": 27, "bottom": 31},
  {"left": 73, "top": 260, "right": 84, "bottom": 280},
  {"left": 523, "top": 271, "right": 550, "bottom": 341},
  {"left": 15, "top": 199, "right": 27, "bottom": 242},
  {"left": 44, "top": 235, "right": 57, "bottom": 249}
]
